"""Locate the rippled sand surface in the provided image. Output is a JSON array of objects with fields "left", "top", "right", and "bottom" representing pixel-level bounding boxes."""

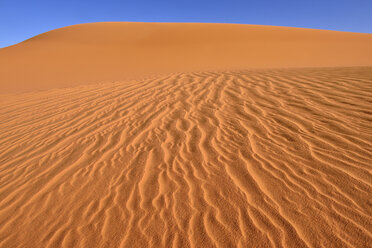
[{"left": 1, "top": 67, "right": 371, "bottom": 247}]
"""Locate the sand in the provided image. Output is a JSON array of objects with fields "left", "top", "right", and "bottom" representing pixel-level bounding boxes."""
[
  {"left": 1, "top": 22, "right": 372, "bottom": 93},
  {"left": 0, "top": 23, "right": 372, "bottom": 248}
]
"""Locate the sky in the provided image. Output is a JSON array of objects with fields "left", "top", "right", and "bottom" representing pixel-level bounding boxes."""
[{"left": 1, "top": 0, "right": 372, "bottom": 48}]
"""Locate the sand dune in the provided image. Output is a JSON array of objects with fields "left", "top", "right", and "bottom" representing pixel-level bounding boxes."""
[
  {"left": 1, "top": 22, "right": 372, "bottom": 93},
  {"left": 1, "top": 66, "right": 372, "bottom": 247},
  {"left": 1, "top": 23, "right": 372, "bottom": 247}
]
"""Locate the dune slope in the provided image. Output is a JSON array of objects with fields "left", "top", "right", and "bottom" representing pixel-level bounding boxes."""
[
  {"left": 1, "top": 67, "right": 372, "bottom": 247},
  {"left": 1, "top": 22, "right": 372, "bottom": 93}
]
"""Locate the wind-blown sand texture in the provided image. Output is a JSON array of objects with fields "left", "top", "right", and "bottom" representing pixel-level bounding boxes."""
[{"left": 1, "top": 23, "right": 372, "bottom": 248}]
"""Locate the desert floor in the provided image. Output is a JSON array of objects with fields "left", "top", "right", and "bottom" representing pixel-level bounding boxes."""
[{"left": 1, "top": 67, "right": 371, "bottom": 247}]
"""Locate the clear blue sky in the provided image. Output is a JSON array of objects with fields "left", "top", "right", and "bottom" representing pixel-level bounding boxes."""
[{"left": 1, "top": 0, "right": 371, "bottom": 48}]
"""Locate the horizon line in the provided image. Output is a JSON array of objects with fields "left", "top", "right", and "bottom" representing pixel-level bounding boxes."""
[{"left": 2, "top": 21, "right": 372, "bottom": 49}]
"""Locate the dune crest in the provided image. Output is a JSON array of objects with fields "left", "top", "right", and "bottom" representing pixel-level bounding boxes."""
[
  {"left": 1, "top": 67, "right": 371, "bottom": 247},
  {"left": 1, "top": 22, "right": 372, "bottom": 93}
]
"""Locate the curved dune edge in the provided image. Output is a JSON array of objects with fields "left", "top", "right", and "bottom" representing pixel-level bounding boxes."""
[
  {"left": 1, "top": 67, "right": 371, "bottom": 247},
  {"left": 1, "top": 22, "right": 372, "bottom": 93}
]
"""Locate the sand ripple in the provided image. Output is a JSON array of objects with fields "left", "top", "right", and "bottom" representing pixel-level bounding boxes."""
[{"left": 0, "top": 67, "right": 371, "bottom": 247}]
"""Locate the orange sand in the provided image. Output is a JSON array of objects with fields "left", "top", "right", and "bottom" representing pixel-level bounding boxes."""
[
  {"left": 1, "top": 22, "right": 372, "bottom": 93},
  {"left": 0, "top": 23, "right": 372, "bottom": 247}
]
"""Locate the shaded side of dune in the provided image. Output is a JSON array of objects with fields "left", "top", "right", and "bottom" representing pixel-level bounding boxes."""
[{"left": 0, "top": 67, "right": 371, "bottom": 247}]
